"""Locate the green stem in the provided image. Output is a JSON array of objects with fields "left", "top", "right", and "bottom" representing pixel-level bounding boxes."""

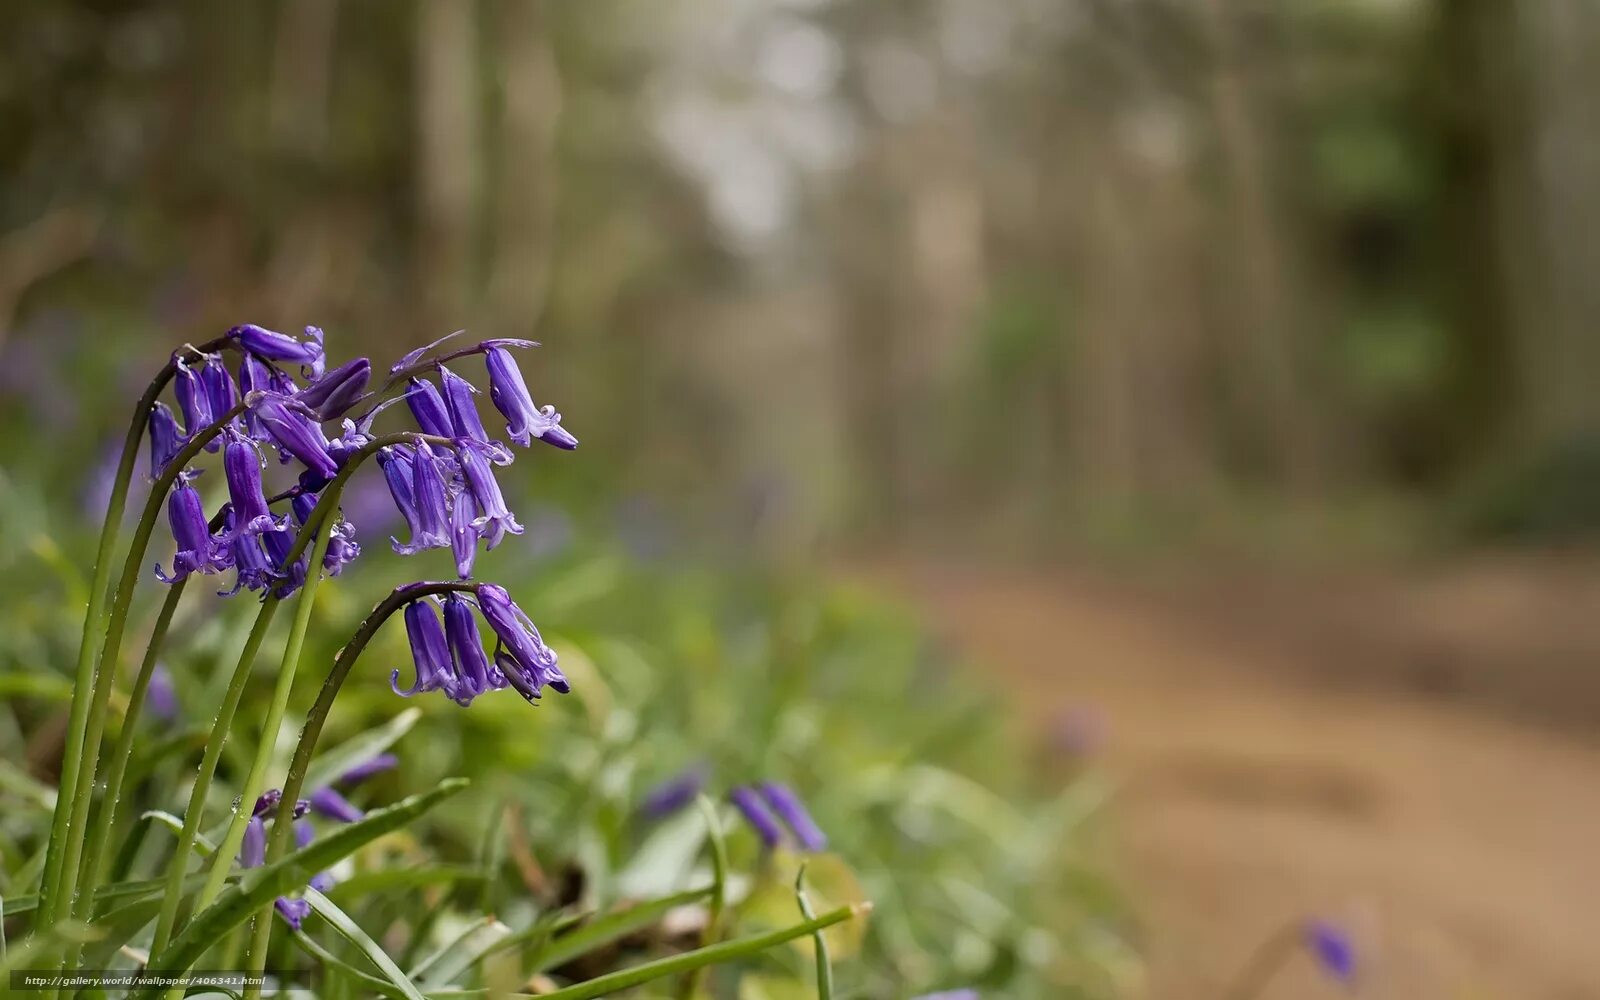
[
  {"left": 795, "top": 863, "right": 833, "bottom": 1000},
  {"left": 241, "top": 580, "right": 475, "bottom": 997},
  {"left": 36, "top": 339, "right": 228, "bottom": 931},
  {"left": 51, "top": 400, "right": 250, "bottom": 962},
  {"left": 147, "top": 597, "right": 282, "bottom": 959}
]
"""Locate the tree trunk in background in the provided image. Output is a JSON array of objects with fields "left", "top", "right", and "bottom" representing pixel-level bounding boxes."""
[
  {"left": 1199, "top": 0, "right": 1320, "bottom": 488},
  {"left": 416, "top": 0, "right": 481, "bottom": 333},
  {"left": 488, "top": 0, "right": 562, "bottom": 339}
]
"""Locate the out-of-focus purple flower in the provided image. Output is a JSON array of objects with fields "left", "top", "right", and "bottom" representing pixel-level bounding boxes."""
[
  {"left": 239, "top": 814, "right": 267, "bottom": 868},
  {"left": 484, "top": 346, "right": 577, "bottom": 450},
  {"left": 405, "top": 377, "right": 454, "bottom": 439},
  {"left": 475, "top": 583, "right": 568, "bottom": 699},
  {"left": 200, "top": 356, "right": 239, "bottom": 435},
  {"left": 296, "top": 357, "right": 371, "bottom": 421},
  {"left": 391, "top": 599, "right": 458, "bottom": 700},
  {"left": 458, "top": 440, "right": 523, "bottom": 548},
  {"left": 910, "top": 991, "right": 979, "bottom": 1000},
  {"left": 250, "top": 392, "right": 338, "bottom": 484},
  {"left": 222, "top": 430, "right": 285, "bottom": 538},
  {"left": 155, "top": 472, "right": 233, "bottom": 583},
  {"left": 309, "top": 786, "right": 363, "bottom": 824},
  {"left": 337, "top": 754, "right": 397, "bottom": 787},
  {"left": 758, "top": 782, "right": 827, "bottom": 852},
  {"left": 450, "top": 496, "right": 477, "bottom": 579},
  {"left": 147, "top": 662, "right": 179, "bottom": 722},
  {"left": 440, "top": 365, "right": 509, "bottom": 462},
  {"left": 392, "top": 440, "right": 452, "bottom": 555},
  {"left": 148, "top": 402, "right": 187, "bottom": 480},
  {"left": 729, "top": 787, "right": 783, "bottom": 848},
  {"left": 173, "top": 358, "right": 214, "bottom": 438},
  {"left": 639, "top": 765, "right": 709, "bottom": 820},
  {"left": 340, "top": 474, "right": 403, "bottom": 537},
  {"left": 230, "top": 323, "right": 325, "bottom": 378},
  {"left": 443, "top": 593, "right": 500, "bottom": 705},
  {"left": 1304, "top": 920, "right": 1355, "bottom": 984}
]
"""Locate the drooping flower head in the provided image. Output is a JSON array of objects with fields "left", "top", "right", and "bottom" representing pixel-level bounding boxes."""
[
  {"left": 155, "top": 471, "right": 233, "bottom": 583},
  {"left": 148, "top": 401, "right": 187, "bottom": 479},
  {"left": 296, "top": 356, "right": 371, "bottom": 421},
  {"left": 475, "top": 583, "right": 568, "bottom": 699},
  {"left": 450, "top": 497, "right": 477, "bottom": 580},
  {"left": 248, "top": 391, "right": 338, "bottom": 485},
  {"left": 229, "top": 323, "right": 326, "bottom": 378},
  {"left": 483, "top": 345, "right": 577, "bottom": 450},
  {"left": 444, "top": 592, "right": 501, "bottom": 704},
  {"left": 639, "top": 764, "right": 709, "bottom": 821},
  {"left": 173, "top": 357, "right": 215, "bottom": 438},
  {"left": 200, "top": 356, "right": 239, "bottom": 431},
  {"left": 222, "top": 430, "right": 286, "bottom": 538},
  {"left": 405, "top": 377, "right": 454, "bottom": 439},
  {"left": 392, "top": 440, "right": 453, "bottom": 555},
  {"left": 391, "top": 599, "right": 458, "bottom": 701},
  {"left": 458, "top": 440, "right": 523, "bottom": 548},
  {"left": 440, "top": 364, "right": 510, "bottom": 462}
]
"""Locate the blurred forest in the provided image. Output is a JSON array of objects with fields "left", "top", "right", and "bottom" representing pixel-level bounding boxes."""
[{"left": 3, "top": 0, "right": 1599, "bottom": 558}]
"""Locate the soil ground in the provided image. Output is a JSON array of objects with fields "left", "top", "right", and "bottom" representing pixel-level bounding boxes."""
[{"left": 875, "top": 554, "right": 1600, "bottom": 1000}]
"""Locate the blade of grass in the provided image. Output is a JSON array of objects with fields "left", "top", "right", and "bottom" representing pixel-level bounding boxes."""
[
  {"left": 531, "top": 885, "right": 713, "bottom": 974},
  {"left": 529, "top": 902, "right": 871, "bottom": 1000},
  {"left": 304, "top": 886, "right": 427, "bottom": 1000},
  {"left": 677, "top": 796, "right": 728, "bottom": 1000},
  {"left": 795, "top": 863, "right": 833, "bottom": 1000},
  {"left": 409, "top": 914, "right": 512, "bottom": 988}
]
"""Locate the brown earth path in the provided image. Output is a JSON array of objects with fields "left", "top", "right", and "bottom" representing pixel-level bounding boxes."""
[{"left": 875, "top": 558, "right": 1600, "bottom": 1000}]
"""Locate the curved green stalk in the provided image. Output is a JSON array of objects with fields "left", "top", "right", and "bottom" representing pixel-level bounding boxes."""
[
  {"left": 36, "top": 339, "right": 228, "bottom": 931},
  {"left": 240, "top": 580, "right": 474, "bottom": 996},
  {"left": 147, "top": 598, "right": 282, "bottom": 958}
]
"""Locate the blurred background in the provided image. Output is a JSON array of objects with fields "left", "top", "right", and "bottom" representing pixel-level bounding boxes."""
[{"left": 2, "top": 0, "right": 1598, "bottom": 997}]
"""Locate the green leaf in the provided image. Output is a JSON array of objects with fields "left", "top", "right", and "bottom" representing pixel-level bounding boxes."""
[
  {"left": 0, "top": 919, "right": 102, "bottom": 978},
  {"left": 527, "top": 903, "right": 870, "bottom": 1000},
  {"left": 409, "top": 914, "right": 512, "bottom": 988},
  {"left": 532, "top": 885, "right": 713, "bottom": 974},
  {"left": 613, "top": 806, "right": 707, "bottom": 899},
  {"left": 326, "top": 864, "right": 485, "bottom": 903},
  {"left": 134, "top": 778, "right": 468, "bottom": 996},
  {"left": 291, "top": 930, "right": 420, "bottom": 1000},
  {"left": 303, "top": 707, "right": 422, "bottom": 794},
  {"left": 305, "top": 886, "right": 428, "bottom": 1000}
]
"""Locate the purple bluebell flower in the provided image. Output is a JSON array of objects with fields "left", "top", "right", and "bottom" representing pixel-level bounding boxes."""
[
  {"left": 309, "top": 786, "right": 363, "bottom": 824},
  {"left": 391, "top": 440, "right": 452, "bottom": 555},
  {"left": 475, "top": 583, "right": 569, "bottom": 699},
  {"left": 337, "top": 754, "right": 397, "bottom": 787},
  {"left": 441, "top": 365, "right": 510, "bottom": 461},
  {"left": 148, "top": 402, "right": 187, "bottom": 479},
  {"left": 1304, "top": 920, "right": 1354, "bottom": 984},
  {"left": 484, "top": 346, "right": 578, "bottom": 450},
  {"left": 291, "top": 492, "right": 361, "bottom": 576},
  {"left": 230, "top": 323, "right": 325, "bottom": 378},
  {"left": 639, "top": 765, "right": 709, "bottom": 820},
  {"left": 155, "top": 472, "right": 233, "bottom": 583},
  {"left": 391, "top": 599, "right": 458, "bottom": 700},
  {"left": 443, "top": 593, "right": 499, "bottom": 704},
  {"left": 249, "top": 392, "right": 338, "bottom": 484},
  {"left": 147, "top": 662, "right": 179, "bottom": 722},
  {"left": 729, "top": 787, "right": 783, "bottom": 848},
  {"left": 758, "top": 782, "right": 828, "bottom": 852},
  {"left": 223, "top": 508, "right": 280, "bottom": 596},
  {"left": 222, "top": 430, "right": 285, "bottom": 538},
  {"left": 296, "top": 356, "right": 371, "bottom": 421},
  {"left": 405, "top": 377, "right": 454, "bottom": 439},
  {"left": 236, "top": 354, "right": 277, "bottom": 443},
  {"left": 201, "top": 356, "right": 239, "bottom": 430},
  {"left": 458, "top": 440, "right": 523, "bottom": 548},
  {"left": 173, "top": 358, "right": 215, "bottom": 437},
  {"left": 450, "top": 496, "right": 477, "bottom": 579},
  {"left": 262, "top": 527, "right": 309, "bottom": 598},
  {"left": 910, "top": 992, "right": 979, "bottom": 1000},
  {"left": 239, "top": 814, "right": 267, "bottom": 869},
  {"left": 378, "top": 445, "right": 421, "bottom": 540}
]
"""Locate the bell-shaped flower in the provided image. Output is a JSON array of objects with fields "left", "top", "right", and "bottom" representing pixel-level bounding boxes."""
[
  {"left": 201, "top": 356, "right": 239, "bottom": 435},
  {"left": 758, "top": 782, "right": 828, "bottom": 852},
  {"left": 248, "top": 391, "right": 339, "bottom": 484},
  {"left": 297, "top": 357, "right": 371, "bottom": 421},
  {"left": 450, "top": 495, "right": 477, "bottom": 580},
  {"left": 441, "top": 365, "right": 510, "bottom": 463},
  {"left": 729, "top": 787, "right": 784, "bottom": 848},
  {"left": 148, "top": 401, "right": 187, "bottom": 480},
  {"left": 391, "top": 440, "right": 452, "bottom": 555},
  {"left": 173, "top": 358, "right": 215, "bottom": 437},
  {"left": 475, "top": 583, "right": 569, "bottom": 699},
  {"left": 230, "top": 323, "right": 325, "bottom": 378},
  {"left": 458, "top": 440, "right": 523, "bottom": 548},
  {"left": 484, "top": 346, "right": 577, "bottom": 450},
  {"left": 155, "top": 471, "right": 233, "bottom": 583},
  {"left": 390, "top": 599, "right": 458, "bottom": 700},
  {"left": 444, "top": 593, "right": 500, "bottom": 704},
  {"left": 222, "top": 430, "right": 286, "bottom": 538},
  {"left": 405, "top": 377, "right": 454, "bottom": 439}
]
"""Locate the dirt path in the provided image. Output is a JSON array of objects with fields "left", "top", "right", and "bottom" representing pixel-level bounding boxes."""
[{"left": 877, "top": 560, "right": 1600, "bottom": 1000}]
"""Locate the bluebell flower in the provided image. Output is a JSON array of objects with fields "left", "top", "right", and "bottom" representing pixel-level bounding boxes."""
[
  {"left": 391, "top": 440, "right": 453, "bottom": 555},
  {"left": 296, "top": 356, "right": 371, "bottom": 421},
  {"left": 336, "top": 754, "right": 397, "bottom": 786},
  {"left": 201, "top": 356, "right": 239, "bottom": 430},
  {"left": 249, "top": 391, "right": 338, "bottom": 484},
  {"left": 639, "top": 765, "right": 709, "bottom": 820},
  {"left": 758, "top": 782, "right": 827, "bottom": 852},
  {"left": 155, "top": 472, "right": 233, "bottom": 583},
  {"left": 1304, "top": 920, "right": 1354, "bottom": 984},
  {"left": 173, "top": 358, "right": 215, "bottom": 438},
  {"left": 377, "top": 444, "right": 418, "bottom": 532},
  {"left": 291, "top": 492, "right": 361, "bottom": 577},
  {"left": 391, "top": 599, "right": 458, "bottom": 700},
  {"left": 729, "top": 787, "right": 784, "bottom": 848},
  {"left": 308, "top": 786, "right": 363, "bottom": 824},
  {"left": 450, "top": 496, "right": 477, "bottom": 579},
  {"left": 148, "top": 402, "right": 187, "bottom": 479},
  {"left": 458, "top": 440, "right": 523, "bottom": 548},
  {"left": 222, "top": 430, "right": 286, "bottom": 538},
  {"left": 147, "top": 662, "right": 179, "bottom": 722},
  {"left": 441, "top": 364, "right": 510, "bottom": 462},
  {"left": 484, "top": 346, "right": 578, "bottom": 450},
  {"left": 443, "top": 592, "right": 501, "bottom": 705},
  {"left": 222, "top": 507, "right": 280, "bottom": 596},
  {"left": 475, "top": 583, "right": 569, "bottom": 699},
  {"left": 230, "top": 323, "right": 325, "bottom": 378},
  {"left": 262, "top": 527, "right": 309, "bottom": 598},
  {"left": 405, "top": 377, "right": 454, "bottom": 439},
  {"left": 910, "top": 992, "right": 979, "bottom": 1000}
]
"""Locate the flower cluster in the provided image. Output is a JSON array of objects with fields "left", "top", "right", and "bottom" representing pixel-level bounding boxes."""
[
  {"left": 237, "top": 757, "right": 397, "bottom": 930},
  {"left": 149, "top": 323, "right": 577, "bottom": 706}
]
